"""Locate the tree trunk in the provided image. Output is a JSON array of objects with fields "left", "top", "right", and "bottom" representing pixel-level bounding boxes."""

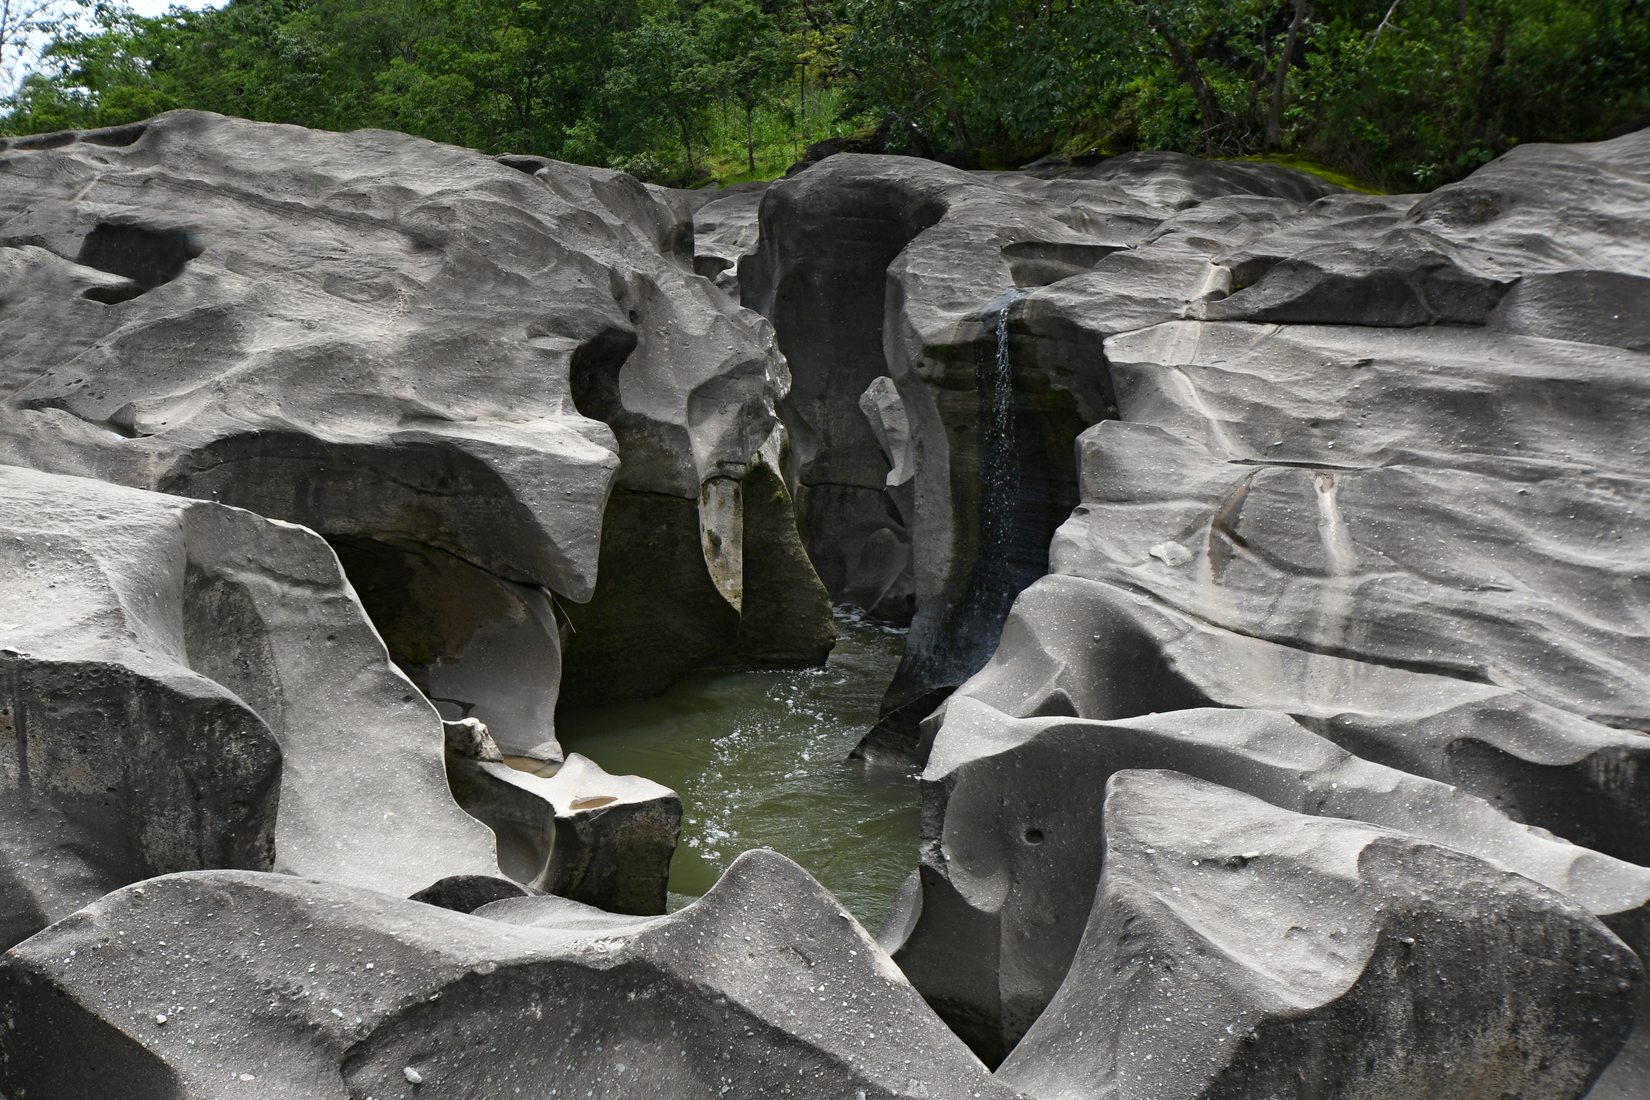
[
  {"left": 1141, "top": 6, "right": 1225, "bottom": 148},
  {"left": 946, "top": 107, "right": 973, "bottom": 153},
  {"left": 1476, "top": 16, "right": 1510, "bottom": 142},
  {"left": 745, "top": 102, "right": 756, "bottom": 174},
  {"left": 679, "top": 114, "right": 695, "bottom": 171},
  {"left": 1266, "top": 0, "right": 1310, "bottom": 150},
  {"left": 1371, "top": 0, "right": 1402, "bottom": 44}
]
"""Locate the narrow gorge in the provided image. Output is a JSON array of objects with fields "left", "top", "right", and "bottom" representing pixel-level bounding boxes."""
[{"left": 0, "top": 110, "right": 1647, "bottom": 1099}]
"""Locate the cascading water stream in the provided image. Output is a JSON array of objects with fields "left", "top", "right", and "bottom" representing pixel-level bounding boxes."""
[
  {"left": 949, "top": 287, "right": 1035, "bottom": 656},
  {"left": 979, "top": 288, "right": 1027, "bottom": 593}
]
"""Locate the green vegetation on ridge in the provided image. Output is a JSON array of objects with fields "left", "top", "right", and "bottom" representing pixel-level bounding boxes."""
[{"left": 3, "top": 0, "right": 1648, "bottom": 190}]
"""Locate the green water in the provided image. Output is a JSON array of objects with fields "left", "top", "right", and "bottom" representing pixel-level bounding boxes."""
[{"left": 556, "top": 608, "right": 918, "bottom": 930}]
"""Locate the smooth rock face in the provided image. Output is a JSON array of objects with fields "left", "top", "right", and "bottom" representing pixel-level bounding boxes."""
[
  {"left": 1024, "top": 149, "right": 1343, "bottom": 206},
  {"left": 0, "top": 464, "right": 498, "bottom": 949},
  {"left": 0, "top": 851, "right": 1018, "bottom": 1100},
  {"left": 406, "top": 874, "right": 529, "bottom": 914},
  {"left": 691, "top": 183, "right": 768, "bottom": 293},
  {"left": 864, "top": 128, "right": 1650, "bottom": 1088},
  {"left": 885, "top": 697, "right": 1650, "bottom": 1061},
  {"left": 0, "top": 110, "right": 832, "bottom": 733},
  {"left": 995, "top": 771, "right": 1640, "bottom": 1100},
  {"left": 0, "top": 114, "right": 615, "bottom": 601},
  {"left": 334, "top": 536, "right": 566, "bottom": 761}
]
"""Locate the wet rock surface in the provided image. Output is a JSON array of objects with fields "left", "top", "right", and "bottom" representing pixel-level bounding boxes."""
[{"left": 1, "top": 108, "right": 1647, "bottom": 1099}]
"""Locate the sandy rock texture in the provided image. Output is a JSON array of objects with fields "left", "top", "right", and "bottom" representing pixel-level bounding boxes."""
[
  {"left": 0, "top": 464, "right": 499, "bottom": 951},
  {"left": 840, "top": 128, "right": 1650, "bottom": 1095},
  {"left": 0, "top": 111, "right": 831, "bottom": 756},
  {"left": 0, "top": 851, "right": 1018, "bottom": 1100}
]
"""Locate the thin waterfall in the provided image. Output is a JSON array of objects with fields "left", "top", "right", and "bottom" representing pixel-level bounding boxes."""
[
  {"left": 918, "top": 283, "right": 1065, "bottom": 693},
  {"left": 975, "top": 288, "right": 1028, "bottom": 608}
]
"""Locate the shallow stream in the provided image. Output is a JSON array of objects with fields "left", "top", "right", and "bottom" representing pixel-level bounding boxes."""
[{"left": 555, "top": 608, "right": 919, "bottom": 929}]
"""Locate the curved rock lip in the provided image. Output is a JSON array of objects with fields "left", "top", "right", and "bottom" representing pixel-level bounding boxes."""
[{"left": 0, "top": 851, "right": 1019, "bottom": 1099}]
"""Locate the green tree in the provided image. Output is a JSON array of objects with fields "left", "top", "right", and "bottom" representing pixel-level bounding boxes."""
[
  {"left": 697, "top": 0, "right": 791, "bottom": 173},
  {"left": 1, "top": 0, "right": 86, "bottom": 94},
  {"left": 842, "top": 0, "right": 1128, "bottom": 160},
  {"left": 7, "top": 0, "right": 1647, "bottom": 189},
  {"left": 610, "top": 9, "right": 716, "bottom": 171}
]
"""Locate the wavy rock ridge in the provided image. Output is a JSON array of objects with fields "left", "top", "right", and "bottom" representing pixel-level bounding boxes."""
[{"left": 737, "top": 130, "right": 1650, "bottom": 1095}]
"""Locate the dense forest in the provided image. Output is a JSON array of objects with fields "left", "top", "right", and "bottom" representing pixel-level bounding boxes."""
[{"left": 2, "top": 0, "right": 1648, "bottom": 189}]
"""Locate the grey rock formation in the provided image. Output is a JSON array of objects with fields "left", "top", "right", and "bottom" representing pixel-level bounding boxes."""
[
  {"left": 884, "top": 695, "right": 1650, "bottom": 1061},
  {"left": 994, "top": 770, "right": 1639, "bottom": 1100},
  {"left": 334, "top": 537, "right": 566, "bottom": 762},
  {"left": 0, "top": 111, "right": 832, "bottom": 738},
  {"left": 0, "top": 850, "right": 1019, "bottom": 1100},
  {"left": 445, "top": 719, "right": 681, "bottom": 915},
  {"left": 874, "top": 128, "right": 1650, "bottom": 1091},
  {"left": 691, "top": 183, "right": 768, "bottom": 292},
  {"left": 0, "top": 464, "right": 498, "bottom": 950},
  {"left": 0, "top": 116, "right": 612, "bottom": 600},
  {"left": 1042, "top": 322, "right": 1650, "bottom": 855},
  {"left": 407, "top": 874, "right": 530, "bottom": 914},
  {"left": 742, "top": 151, "right": 1336, "bottom": 736},
  {"left": 765, "top": 133, "right": 1643, "bottom": 1088},
  {"left": 4, "top": 110, "right": 1648, "bottom": 1100},
  {"left": 1023, "top": 149, "right": 1343, "bottom": 206},
  {"left": 492, "top": 160, "right": 835, "bottom": 701}
]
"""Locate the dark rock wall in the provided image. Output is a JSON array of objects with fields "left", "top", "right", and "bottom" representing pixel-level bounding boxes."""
[
  {"left": 740, "top": 167, "right": 946, "bottom": 606},
  {"left": 559, "top": 491, "right": 741, "bottom": 707}
]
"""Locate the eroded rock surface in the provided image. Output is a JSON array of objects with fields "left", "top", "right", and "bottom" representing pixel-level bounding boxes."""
[
  {"left": 0, "top": 464, "right": 498, "bottom": 950},
  {"left": 995, "top": 770, "right": 1639, "bottom": 1100},
  {"left": 691, "top": 183, "right": 768, "bottom": 292},
  {"left": 0, "top": 110, "right": 831, "bottom": 742},
  {"left": 741, "top": 151, "right": 1339, "bottom": 737},
  {"left": 849, "top": 129, "right": 1650, "bottom": 1089},
  {"left": 0, "top": 850, "right": 1018, "bottom": 1100},
  {"left": 884, "top": 695, "right": 1650, "bottom": 1061},
  {"left": 3, "top": 112, "right": 1647, "bottom": 1100},
  {"left": 445, "top": 719, "right": 681, "bottom": 915}
]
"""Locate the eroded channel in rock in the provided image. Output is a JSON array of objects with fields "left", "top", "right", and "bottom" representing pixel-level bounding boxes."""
[
  {"left": 3, "top": 109, "right": 1648, "bottom": 1100},
  {"left": 554, "top": 607, "right": 917, "bottom": 928}
]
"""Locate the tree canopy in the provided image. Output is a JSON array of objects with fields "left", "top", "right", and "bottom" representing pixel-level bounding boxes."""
[{"left": 4, "top": 0, "right": 1648, "bottom": 189}]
